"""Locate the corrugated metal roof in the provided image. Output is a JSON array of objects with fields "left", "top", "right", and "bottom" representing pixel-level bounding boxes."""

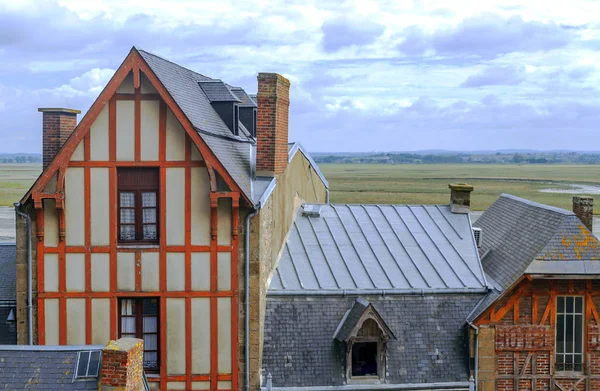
[{"left": 270, "top": 204, "right": 486, "bottom": 292}]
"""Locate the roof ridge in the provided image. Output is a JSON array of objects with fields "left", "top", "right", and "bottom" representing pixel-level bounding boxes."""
[
  {"left": 136, "top": 48, "right": 215, "bottom": 81},
  {"left": 499, "top": 193, "right": 575, "bottom": 215}
]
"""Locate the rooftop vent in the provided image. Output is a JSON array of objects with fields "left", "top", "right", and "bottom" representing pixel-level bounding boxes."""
[
  {"left": 302, "top": 204, "right": 322, "bottom": 217},
  {"left": 472, "top": 227, "right": 482, "bottom": 247}
]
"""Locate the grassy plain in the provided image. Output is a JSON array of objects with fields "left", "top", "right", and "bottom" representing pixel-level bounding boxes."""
[
  {"left": 320, "top": 164, "right": 600, "bottom": 211},
  {"left": 0, "top": 163, "right": 599, "bottom": 212},
  {"left": 0, "top": 164, "right": 41, "bottom": 206}
]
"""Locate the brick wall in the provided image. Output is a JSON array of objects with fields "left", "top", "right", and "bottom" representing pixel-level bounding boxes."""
[{"left": 256, "top": 73, "right": 290, "bottom": 176}]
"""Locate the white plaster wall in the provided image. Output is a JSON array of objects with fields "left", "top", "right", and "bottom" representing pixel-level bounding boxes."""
[
  {"left": 166, "top": 168, "right": 185, "bottom": 245},
  {"left": 191, "top": 167, "right": 210, "bottom": 246},
  {"left": 44, "top": 254, "right": 58, "bottom": 292},
  {"left": 90, "top": 105, "right": 109, "bottom": 161},
  {"left": 91, "top": 299, "right": 110, "bottom": 345},
  {"left": 91, "top": 253, "right": 110, "bottom": 292},
  {"left": 217, "top": 198, "right": 232, "bottom": 246},
  {"left": 66, "top": 299, "right": 86, "bottom": 345},
  {"left": 166, "top": 109, "right": 186, "bottom": 161},
  {"left": 44, "top": 299, "right": 59, "bottom": 345},
  {"left": 218, "top": 381, "right": 232, "bottom": 390},
  {"left": 118, "top": 72, "right": 134, "bottom": 93},
  {"left": 217, "top": 252, "right": 231, "bottom": 291},
  {"left": 191, "top": 252, "right": 210, "bottom": 291},
  {"left": 43, "top": 199, "right": 58, "bottom": 247},
  {"left": 65, "top": 168, "right": 85, "bottom": 246},
  {"left": 90, "top": 168, "right": 110, "bottom": 245},
  {"left": 141, "top": 252, "right": 159, "bottom": 291},
  {"left": 192, "top": 382, "right": 210, "bottom": 390},
  {"left": 190, "top": 144, "right": 203, "bottom": 161},
  {"left": 166, "top": 253, "right": 185, "bottom": 291},
  {"left": 166, "top": 298, "right": 186, "bottom": 375},
  {"left": 217, "top": 297, "right": 232, "bottom": 373},
  {"left": 141, "top": 74, "right": 158, "bottom": 94},
  {"left": 191, "top": 298, "right": 210, "bottom": 374},
  {"left": 167, "top": 382, "right": 186, "bottom": 390},
  {"left": 141, "top": 100, "right": 159, "bottom": 161},
  {"left": 65, "top": 253, "right": 85, "bottom": 292},
  {"left": 117, "top": 252, "right": 135, "bottom": 291},
  {"left": 71, "top": 141, "right": 84, "bottom": 161},
  {"left": 116, "top": 101, "right": 135, "bottom": 161}
]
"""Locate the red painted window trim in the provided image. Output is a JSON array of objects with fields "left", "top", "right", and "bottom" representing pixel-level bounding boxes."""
[{"left": 118, "top": 297, "right": 160, "bottom": 372}]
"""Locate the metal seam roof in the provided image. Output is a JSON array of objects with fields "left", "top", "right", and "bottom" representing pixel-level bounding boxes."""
[{"left": 270, "top": 204, "right": 486, "bottom": 293}]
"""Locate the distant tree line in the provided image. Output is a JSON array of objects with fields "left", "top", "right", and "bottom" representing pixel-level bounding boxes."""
[
  {"left": 0, "top": 155, "right": 42, "bottom": 163},
  {"left": 314, "top": 152, "right": 600, "bottom": 165}
]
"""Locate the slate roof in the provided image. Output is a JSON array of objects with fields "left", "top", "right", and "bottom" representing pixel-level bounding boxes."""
[
  {"left": 332, "top": 297, "right": 395, "bottom": 342},
  {"left": 138, "top": 49, "right": 257, "bottom": 202},
  {"left": 0, "top": 244, "right": 16, "bottom": 300},
  {"left": 198, "top": 81, "right": 242, "bottom": 102},
  {"left": 262, "top": 294, "right": 482, "bottom": 387},
  {"left": 469, "top": 194, "right": 600, "bottom": 321},
  {"left": 138, "top": 49, "right": 327, "bottom": 206},
  {"left": 269, "top": 204, "right": 486, "bottom": 292},
  {"left": 0, "top": 345, "right": 103, "bottom": 390}
]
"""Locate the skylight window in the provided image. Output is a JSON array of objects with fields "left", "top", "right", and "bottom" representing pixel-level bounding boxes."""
[{"left": 75, "top": 350, "right": 101, "bottom": 379}]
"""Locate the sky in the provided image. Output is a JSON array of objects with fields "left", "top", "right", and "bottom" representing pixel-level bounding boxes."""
[{"left": 1, "top": 0, "right": 600, "bottom": 153}]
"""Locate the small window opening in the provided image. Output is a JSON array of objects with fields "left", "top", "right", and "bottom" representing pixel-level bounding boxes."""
[
  {"left": 75, "top": 350, "right": 101, "bottom": 379},
  {"left": 352, "top": 342, "right": 378, "bottom": 377}
]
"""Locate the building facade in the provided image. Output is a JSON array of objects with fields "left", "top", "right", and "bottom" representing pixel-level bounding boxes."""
[{"left": 15, "top": 47, "right": 327, "bottom": 390}]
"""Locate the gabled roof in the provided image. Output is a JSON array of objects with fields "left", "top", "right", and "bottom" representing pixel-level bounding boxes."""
[
  {"left": 469, "top": 194, "right": 600, "bottom": 322},
  {"left": 0, "top": 345, "right": 103, "bottom": 390},
  {"left": 269, "top": 204, "right": 487, "bottom": 293},
  {"left": 0, "top": 244, "right": 15, "bottom": 300},
  {"left": 333, "top": 297, "right": 395, "bottom": 341},
  {"left": 231, "top": 87, "right": 258, "bottom": 108},
  {"left": 287, "top": 143, "right": 329, "bottom": 189}
]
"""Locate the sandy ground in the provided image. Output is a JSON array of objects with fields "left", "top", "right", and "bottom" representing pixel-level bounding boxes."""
[{"left": 0, "top": 207, "right": 14, "bottom": 244}]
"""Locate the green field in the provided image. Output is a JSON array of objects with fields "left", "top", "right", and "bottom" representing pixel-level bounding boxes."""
[
  {"left": 320, "top": 164, "right": 600, "bottom": 211},
  {"left": 0, "top": 164, "right": 41, "bottom": 206},
  {"left": 1, "top": 163, "right": 600, "bottom": 212}
]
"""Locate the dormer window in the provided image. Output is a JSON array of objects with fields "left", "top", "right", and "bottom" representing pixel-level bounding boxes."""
[{"left": 333, "top": 297, "right": 395, "bottom": 383}]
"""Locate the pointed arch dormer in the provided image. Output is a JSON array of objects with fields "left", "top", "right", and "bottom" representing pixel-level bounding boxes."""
[{"left": 333, "top": 297, "right": 395, "bottom": 383}]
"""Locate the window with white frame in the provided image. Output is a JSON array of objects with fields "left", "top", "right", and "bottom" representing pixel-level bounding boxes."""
[{"left": 556, "top": 296, "right": 584, "bottom": 371}]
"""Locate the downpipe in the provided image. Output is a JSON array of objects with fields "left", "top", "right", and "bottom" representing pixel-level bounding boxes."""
[
  {"left": 14, "top": 202, "right": 33, "bottom": 345},
  {"left": 245, "top": 208, "right": 258, "bottom": 391},
  {"left": 467, "top": 320, "right": 479, "bottom": 391}
]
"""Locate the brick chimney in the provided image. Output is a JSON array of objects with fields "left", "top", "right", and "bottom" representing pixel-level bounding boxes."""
[
  {"left": 449, "top": 183, "right": 474, "bottom": 214},
  {"left": 573, "top": 196, "right": 594, "bottom": 232},
  {"left": 256, "top": 73, "right": 290, "bottom": 177},
  {"left": 99, "top": 338, "right": 144, "bottom": 391},
  {"left": 38, "top": 108, "right": 81, "bottom": 169}
]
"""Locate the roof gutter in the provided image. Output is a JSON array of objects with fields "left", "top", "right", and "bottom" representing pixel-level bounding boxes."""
[
  {"left": 13, "top": 202, "right": 33, "bottom": 345},
  {"left": 262, "top": 381, "right": 472, "bottom": 391},
  {"left": 267, "top": 287, "right": 489, "bottom": 297}
]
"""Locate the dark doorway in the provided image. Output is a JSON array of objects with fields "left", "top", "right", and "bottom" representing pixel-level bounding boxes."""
[{"left": 351, "top": 342, "right": 378, "bottom": 376}]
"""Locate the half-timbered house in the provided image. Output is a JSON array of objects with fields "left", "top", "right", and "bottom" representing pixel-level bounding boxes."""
[{"left": 14, "top": 47, "right": 328, "bottom": 391}]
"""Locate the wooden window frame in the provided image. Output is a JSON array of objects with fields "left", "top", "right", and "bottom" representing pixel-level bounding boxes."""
[
  {"left": 555, "top": 295, "right": 585, "bottom": 373},
  {"left": 346, "top": 318, "right": 387, "bottom": 383},
  {"left": 117, "top": 167, "right": 159, "bottom": 244},
  {"left": 118, "top": 298, "right": 160, "bottom": 373}
]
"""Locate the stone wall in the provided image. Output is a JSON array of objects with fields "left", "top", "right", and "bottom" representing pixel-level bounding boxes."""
[{"left": 15, "top": 203, "right": 37, "bottom": 345}]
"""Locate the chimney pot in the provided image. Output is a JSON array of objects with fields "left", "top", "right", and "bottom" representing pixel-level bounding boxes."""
[
  {"left": 256, "top": 73, "right": 290, "bottom": 177},
  {"left": 573, "top": 196, "right": 594, "bottom": 232},
  {"left": 39, "top": 108, "right": 81, "bottom": 169},
  {"left": 449, "top": 183, "right": 474, "bottom": 214}
]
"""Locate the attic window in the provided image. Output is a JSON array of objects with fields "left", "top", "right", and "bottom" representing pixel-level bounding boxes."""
[{"left": 75, "top": 350, "right": 101, "bottom": 379}]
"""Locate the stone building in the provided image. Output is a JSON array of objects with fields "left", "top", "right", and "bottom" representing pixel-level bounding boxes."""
[{"left": 14, "top": 47, "right": 327, "bottom": 390}]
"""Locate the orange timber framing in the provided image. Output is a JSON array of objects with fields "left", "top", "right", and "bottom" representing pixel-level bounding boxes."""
[
  {"left": 474, "top": 279, "right": 600, "bottom": 391},
  {"left": 27, "top": 48, "right": 246, "bottom": 391}
]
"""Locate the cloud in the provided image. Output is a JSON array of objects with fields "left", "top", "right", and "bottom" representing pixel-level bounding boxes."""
[
  {"left": 462, "top": 66, "right": 526, "bottom": 87},
  {"left": 399, "top": 14, "right": 575, "bottom": 58},
  {"left": 321, "top": 18, "right": 385, "bottom": 52}
]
